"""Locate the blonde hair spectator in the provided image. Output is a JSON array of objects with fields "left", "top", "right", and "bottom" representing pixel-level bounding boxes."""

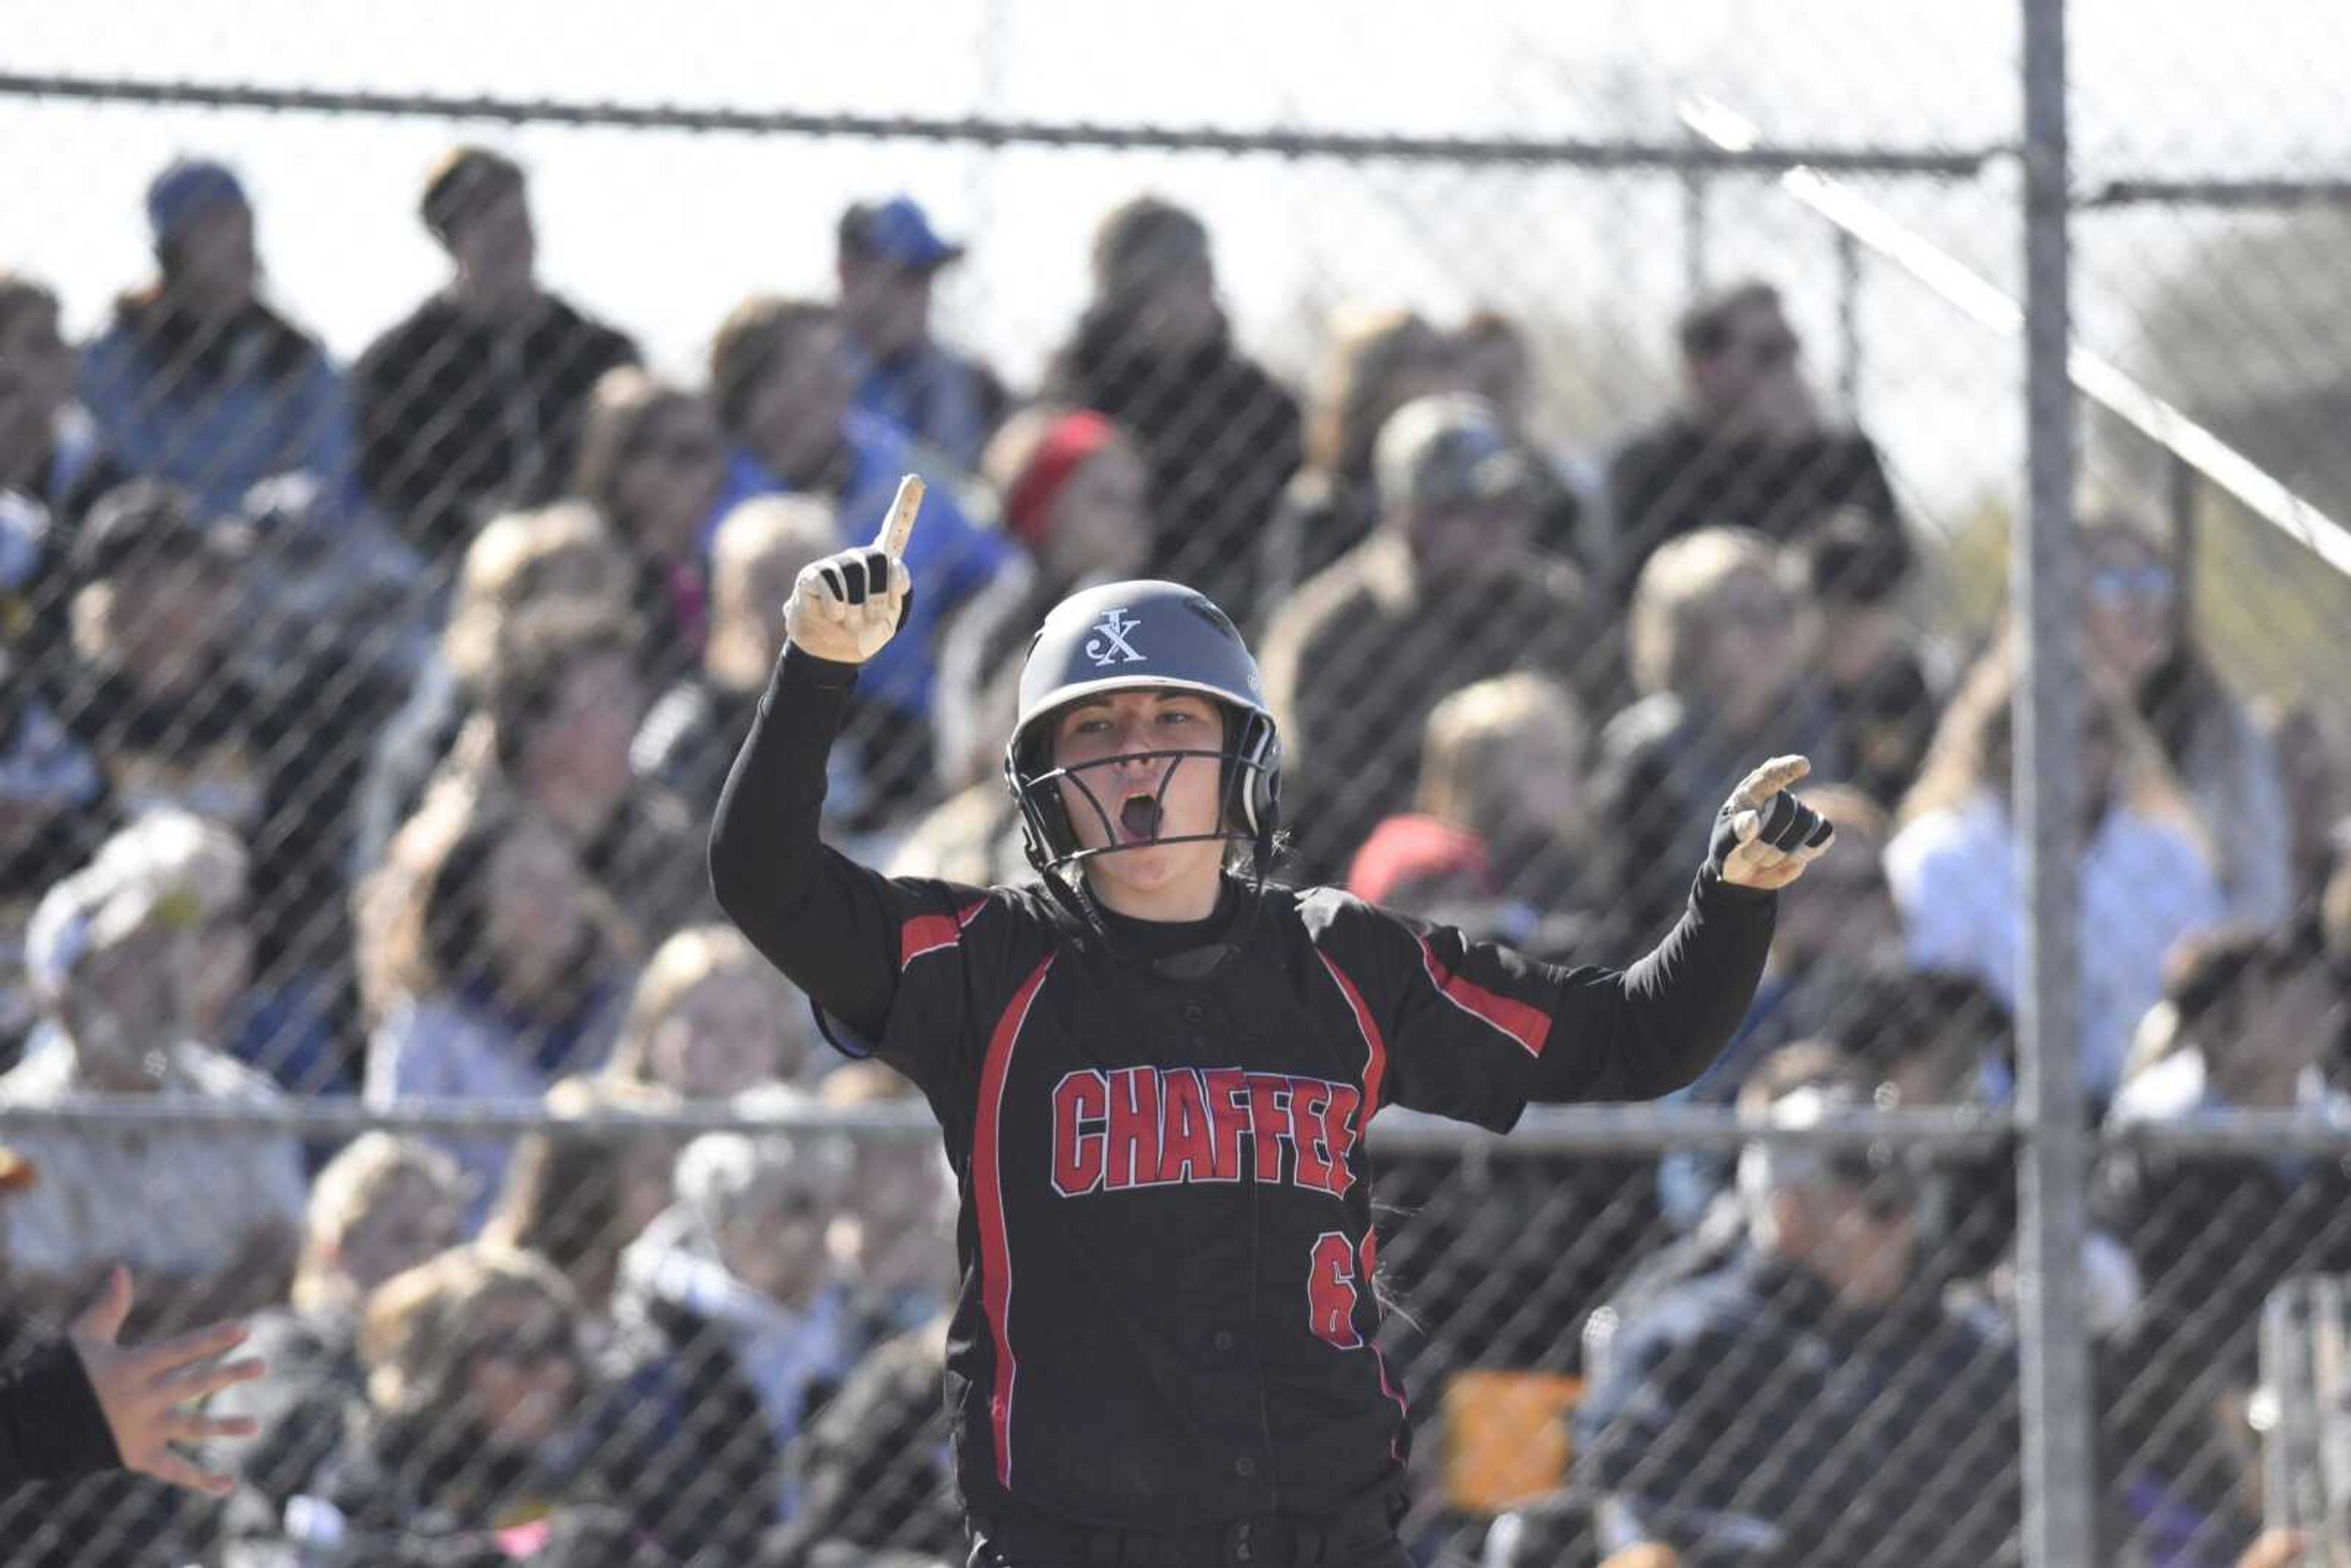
[
  {"left": 705, "top": 493, "right": 836, "bottom": 691},
  {"left": 359, "top": 1242, "right": 577, "bottom": 1420},
  {"left": 606, "top": 925, "right": 808, "bottom": 1097},
  {"left": 1625, "top": 527, "right": 1794, "bottom": 700},
  {"left": 1417, "top": 672, "right": 1589, "bottom": 841},
  {"left": 482, "top": 1075, "right": 680, "bottom": 1319},
  {"left": 1305, "top": 304, "right": 1451, "bottom": 484},
  {"left": 293, "top": 1133, "right": 467, "bottom": 1315},
  {"left": 443, "top": 501, "right": 632, "bottom": 688}
]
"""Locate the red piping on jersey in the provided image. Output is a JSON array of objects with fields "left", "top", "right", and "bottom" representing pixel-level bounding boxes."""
[
  {"left": 975, "top": 951, "right": 1056, "bottom": 1489},
  {"left": 1360, "top": 1231, "right": 1409, "bottom": 1457},
  {"left": 899, "top": 899, "right": 989, "bottom": 969},
  {"left": 1415, "top": 935, "right": 1551, "bottom": 1058},
  {"left": 1316, "top": 951, "right": 1385, "bottom": 1126}
]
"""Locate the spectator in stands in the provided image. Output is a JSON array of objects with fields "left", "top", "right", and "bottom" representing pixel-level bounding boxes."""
[
  {"left": 1, "top": 849, "right": 307, "bottom": 1324},
  {"left": 634, "top": 493, "right": 838, "bottom": 831},
  {"left": 437, "top": 599, "right": 704, "bottom": 940},
  {"left": 290, "top": 1245, "right": 600, "bottom": 1551},
  {"left": 2095, "top": 1304, "right": 2271, "bottom": 1568},
  {"left": 706, "top": 296, "right": 1012, "bottom": 820},
  {"left": 1450, "top": 308, "right": 1594, "bottom": 568},
  {"left": 1843, "top": 966, "right": 2020, "bottom": 1289},
  {"left": 0, "top": 663, "right": 110, "bottom": 1067},
  {"left": 2100, "top": 924, "right": 2350, "bottom": 1341},
  {"left": 82, "top": 158, "right": 356, "bottom": 525},
  {"left": 1887, "top": 639, "right": 2222, "bottom": 1107},
  {"left": 1591, "top": 527, "right": 1840, "bottom": 945},
  {"left": 1261, "top": 392, "right": 1595, "bottom": 882},
  {"left": 230, "top": 467, "right": 440, "bottom": 694},
  {"left": 606, "top": 925, "right": 813, "bottom": 1099},
  {"left": 569, "top": 367, "right": 728, "bottom": 685},
  {"left": 1, "top": 282, "right": 128, "bottom": 1054},
  {"left": 1576, "top": 1076, "right": 2019, "bottom": 1566},
  {"left": 1606, "top": 279, "right": 1898, "bottom": 598},
  {"left": 358, "top": 783, "right": 633, "bottom": 1220},
  {"left": 1343, "top": 671, "right": 1610, "bottom": 966},
  {"left": 770, "top": 1313, "right": 961, "bottom": 1566},
  {"left": 1259, "top": 305, "right": 1451, "bottom": 617},
  {"left": 612, "top": 1101, "right": 860, "bottom": 1556},
  {"left": 835, "top": 197, "right": 1010, "bottom": 471},
  {"left": 483, "top": 1077, "right": 680, "bottom": 1338},
  {"left": 1046, "top": 195, "right": 1302, "bottom": 621},
  {"left": 2270, "top": 703, "right": 2348, "bottom": 920},
  {"left": 56, "top": 480, "right": 393, "bottom": 1017},
  {"left": 68, "top": 807, "right": 343, "bottom": 1096},
  {"left": 1, "top": 274, "right": 129, "bottom": 670},
  {"left": 1797, "top": 505, "right": 1936, "bottom": 812},
  {"left": 0, "top": 379, "right": 116, "bottom": 1057},
  {"left": 816, "top": 1064, "right": 956, "bottom": 1341},
  {"left": 1413, "top": 670, "right": 1599, "bottom": 920},
  {"left": 226, "top": 1134, "right": 467, "bottom": 1518},
  {"left": 2083, "top": 512, "right": 2291, "bottom": 926},
  {"left": 1662, "top": 957, "right": 2016, "bottom": 1261},
  {"left": 356, "top": 146, "right": 639, "bottom": 571},
  {"left": 356, "top": 500, "right": 635, "bottom": 877},
  {"left": 935, "top": 406, "right": 1153, "bottom": 800}
]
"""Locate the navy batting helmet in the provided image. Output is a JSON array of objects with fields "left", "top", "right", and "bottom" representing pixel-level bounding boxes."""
[{"left": 1003, "top": 579, "right": 1282, "bottom": 879}]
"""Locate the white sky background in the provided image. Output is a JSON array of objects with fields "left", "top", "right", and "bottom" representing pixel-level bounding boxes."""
[{"left": 6, "top": 0, "right": 2349, "bottom": 525}]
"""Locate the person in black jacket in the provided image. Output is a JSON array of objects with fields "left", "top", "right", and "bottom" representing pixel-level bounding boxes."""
[
  {"left": 1605, "top": 280, "right": 1900, "bottom": 602},
  {"left": 1575, "top": 1078, "right": 2020, "bottom": 1566},
  {"left": 355, "top": 147, "right": 639, "bottom": 573},
  {"left": 2, "top": 1261, "right": 264, "bottom": 1494},
  {"left": 1043, "top": 197, "right": 1301, "bottom": 626}
]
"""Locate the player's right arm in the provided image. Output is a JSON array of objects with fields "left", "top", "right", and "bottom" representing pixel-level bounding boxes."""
[{"left": 707, "top": 531, "right": 918, "bottom": 1048}]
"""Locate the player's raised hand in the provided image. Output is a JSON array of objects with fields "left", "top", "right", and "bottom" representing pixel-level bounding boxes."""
[
  {"left": 784, "top": 475, "right": 921, "bottom": 665},
  {"left": 1709, "top": 754, "right": 1836, "bottom": 890}
]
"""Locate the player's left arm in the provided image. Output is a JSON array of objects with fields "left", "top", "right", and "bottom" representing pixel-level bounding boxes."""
[
  {"left": 1537, "top": 754, "right": 1831, "bottom": 1101},
  {"left": 1372, "top": 757, "right": 1831, "bottom": 1125}
]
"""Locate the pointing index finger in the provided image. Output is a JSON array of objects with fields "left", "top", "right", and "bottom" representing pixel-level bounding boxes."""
[
  {"left": 1730, "top": 754, "right": 1810, "bottom": 811},
  {"left": 872, "top": 473, "right": 926, "bottom": 560}
]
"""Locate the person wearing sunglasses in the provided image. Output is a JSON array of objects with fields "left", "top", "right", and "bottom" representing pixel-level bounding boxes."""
[
  {"left": 1577, "top": 1075, "right": 2019, "bottom": 1566},
  {"left": 2082, "top": 512, "right": 2292, "bottom": 928},
  {"left": 1605, "top": 279, "right": 1902, "bottom": 604}
]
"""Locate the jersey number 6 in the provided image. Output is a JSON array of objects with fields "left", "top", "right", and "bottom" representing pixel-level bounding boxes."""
[{"left": 1308, "top": 1231, "right": 1365, "bottom": 1350}]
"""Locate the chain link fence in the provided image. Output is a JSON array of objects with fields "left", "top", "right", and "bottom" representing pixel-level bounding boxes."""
[{"left": 2, "top": 1, "right": 2350, "bottom": 1564}]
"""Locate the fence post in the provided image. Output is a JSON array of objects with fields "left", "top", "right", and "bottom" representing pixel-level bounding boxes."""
[
  {"left": 1835, "top": 227, "right": 1864, "bottom": 418},
  {"left": 2016, "top": 0, "right": 2097, "bottom": 1563}
]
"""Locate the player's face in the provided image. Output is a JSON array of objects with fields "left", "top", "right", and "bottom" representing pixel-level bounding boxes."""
[{"left": 1052, "top": 690, "right": 1229, "bottom": 911}]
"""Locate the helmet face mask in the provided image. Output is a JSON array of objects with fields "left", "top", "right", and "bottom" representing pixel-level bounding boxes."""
[
  {"left": 1007, "top": 706, "right": 1281, "bottom": 880},
  {"left": 1002, "top": 581, "right": 1283, "bottom": 887}
]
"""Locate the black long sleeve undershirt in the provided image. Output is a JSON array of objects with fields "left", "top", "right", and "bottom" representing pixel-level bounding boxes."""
[
  {"left": 1537, "top": 865, "right": 1775, "bottom": 1103},
  {"left": 709, "top": 645, "right": 1776, "bottom": 1101},
  {"left": 710, "top": 647, "right": 902, "bottom": 1044}
]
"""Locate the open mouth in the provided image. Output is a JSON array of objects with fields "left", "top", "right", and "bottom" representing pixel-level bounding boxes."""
[{"left": 1116, "top": 789, "right": 1164, "bottom": 844}]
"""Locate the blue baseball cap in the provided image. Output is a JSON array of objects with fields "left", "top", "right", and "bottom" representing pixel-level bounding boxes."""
[
  {"left": 838, "top": 197, "right": 964, "bottom": 272},
  {"left": 146, "top": 157, "right": 250, "bottom": 246}
]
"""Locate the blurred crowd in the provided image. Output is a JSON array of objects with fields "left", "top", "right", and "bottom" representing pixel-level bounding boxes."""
[{"left": 0, "top": 146, "right": 2347, "bottom": 1568}]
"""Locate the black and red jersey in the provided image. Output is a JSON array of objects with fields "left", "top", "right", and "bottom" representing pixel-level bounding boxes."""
[{"left": 711, "top": 648, "right": 1775, "bottom": 1531}]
